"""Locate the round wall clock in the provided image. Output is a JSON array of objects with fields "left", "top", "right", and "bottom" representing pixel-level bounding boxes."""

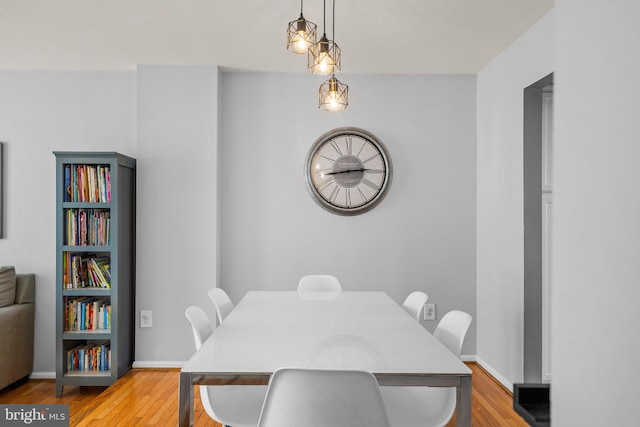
[{"left": 304, "top": 127, "right": 392, "bottom": 216}]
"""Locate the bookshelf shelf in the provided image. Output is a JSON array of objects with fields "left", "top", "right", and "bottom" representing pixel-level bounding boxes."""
[
  {"left": 63, "top": 331, "right": 111, "bottom": 339},
  {"left": 62, "top": 288, "right": 111, "bottom": 297},
  {"left": 63, "top": 205, "right": 110, "bottom": 211},
  {"left": 62, "top": 245, "right": 111, "bottom": 251},
  {"left": 64, "top": 370, "right": 112, "bottom": 378},
  {"left": 54, "top": 152, "right": 136, "bottom": 397}
]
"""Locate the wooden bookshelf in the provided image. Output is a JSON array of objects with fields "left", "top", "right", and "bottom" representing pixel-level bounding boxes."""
[{"left": 54, "top": 152, "right": 136, "bottom": 397}]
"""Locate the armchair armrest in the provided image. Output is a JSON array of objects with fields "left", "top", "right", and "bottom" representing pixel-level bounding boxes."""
[{"left": 15, "top": 274, "right": 35, "bottom": 305}]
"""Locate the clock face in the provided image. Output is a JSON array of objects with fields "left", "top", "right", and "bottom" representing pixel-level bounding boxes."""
[{"left": 305, "top": 127, "right": 392, "bottom": 216}]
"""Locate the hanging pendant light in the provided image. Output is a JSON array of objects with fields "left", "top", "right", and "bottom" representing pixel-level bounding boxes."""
[
  {"left": 287, "top": 0, "right": 317, "bottom": 54},
  {"left": 308, "top": 0, "right": 341, "bottom": 75},
  {"left": 319, "top": 74, "right": 348, "bottom": 111}
]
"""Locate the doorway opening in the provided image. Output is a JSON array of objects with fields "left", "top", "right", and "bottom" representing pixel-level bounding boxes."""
[{"left": 523, "top": 72, "right": 553, "bottom": 383}]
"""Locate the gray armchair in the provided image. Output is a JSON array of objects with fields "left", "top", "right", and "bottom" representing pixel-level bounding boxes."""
[{"left": 0, "top": 273, "right": 35, "bottom": 390}]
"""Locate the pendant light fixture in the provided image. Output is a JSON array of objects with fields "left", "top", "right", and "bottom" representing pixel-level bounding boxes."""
[
  {"left": 285, "top": 0, "right": 348, "bottom": 111},
  {"left": 287, "top": 0, "right": 317, "bottom": 54},
  {"left": 317, "top": 0, "right": 347, "bottom": 111},
  {"left": 319, "top": 74, "right": 348, "bottom": 111},
  {"left": 308, "top": 0, "right": 341, "bottom": 75}
]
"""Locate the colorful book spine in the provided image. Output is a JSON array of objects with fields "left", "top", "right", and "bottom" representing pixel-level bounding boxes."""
[
  {"left": 64, "top": 296, "right": 111, "bottom": 331},
  {"left": 66, "top": 341, "right": 110, "bottom": 372},
  {"left": 64, "top": 164, "right": 111, "bottom": 203},
  {"left": 64, "top": 209, "right": 110, "bottom": 246}
]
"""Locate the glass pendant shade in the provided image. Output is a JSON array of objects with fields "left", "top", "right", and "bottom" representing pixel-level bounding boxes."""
[
  {"left": 308, "top": 33, "right": 341, "bottom": 75},
  {"left": 319, "top": 75, "right": 348, "bottom": 111},
  {"left": 287, "top": 13, "right": 317, "bottom": 54}
]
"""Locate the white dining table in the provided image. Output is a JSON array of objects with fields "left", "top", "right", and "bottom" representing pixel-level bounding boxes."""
[{"left": 179, "top": 291, "right": 472, "bottom": 426}]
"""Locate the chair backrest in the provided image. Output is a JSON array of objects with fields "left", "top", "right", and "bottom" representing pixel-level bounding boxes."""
[
  {"left": 184, "top": 306, "right": 219, "bottom": 421},
  {"left": 434, "top": 310, "right": 472, "bottom": 358},
  {"left": 258, "top": 368, "right": 391, "bottom": 427},
  {"left": 402, "top": 291, "right": 429, "bottom": 321},
  {"left": 297, "top": 275, "right": 343, "bottom": 292},
  {"left": 184, "top": 305, "right": 213, "bottom": 350},
  {"left": 208, "top": 288, "right": 234, "bottom": 324}
]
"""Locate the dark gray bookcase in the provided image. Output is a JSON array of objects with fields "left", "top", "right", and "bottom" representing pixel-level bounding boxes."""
[{"left": 54, "top": 152, "right": 136, "bottom": 397}]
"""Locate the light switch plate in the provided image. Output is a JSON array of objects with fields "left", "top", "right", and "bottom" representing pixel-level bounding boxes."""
[
  {"left": 424, "top": 303, "right": 436, "bottom": 321},
  {"left": 140, "top": 310, "right": 153, "bottom": 328}
]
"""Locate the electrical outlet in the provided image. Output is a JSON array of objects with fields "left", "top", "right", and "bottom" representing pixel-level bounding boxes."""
[
  {"left": 424, "top": 303, "right": 436, "bottom": 321},
  {"left": 140, "top": 310, "right": 153, "bottom": 328}
]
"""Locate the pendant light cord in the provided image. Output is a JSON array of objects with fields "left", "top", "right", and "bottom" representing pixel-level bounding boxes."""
[
  {"left": 332, "top": 0, "right": 335, "bottom": 42},
  {"left": 300, "top": 0, "right": 303, "bottom": 15},
  {"left": 323, "top": 0, "right": 327, "bottom": 34}
]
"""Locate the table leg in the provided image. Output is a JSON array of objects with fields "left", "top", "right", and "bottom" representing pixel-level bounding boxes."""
[
  {"left": 178, "top": 371, "right": 194, "bottom": 427},
  {"left": 456, "top": 374, "right": 472, "bottom": 426}
]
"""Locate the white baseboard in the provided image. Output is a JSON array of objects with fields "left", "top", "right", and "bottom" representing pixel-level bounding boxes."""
[
  {"left": 30, "top": 372, "right": 55, "bottom": 379},
  {"left": 461, "top": 354, "right": 476, "bottom": 362},
  {"left": 475, "top": 356, "right": 514, "bottom": 392},
  {"left": 132, "top": 361, "right": 185, "bottom": 369}
]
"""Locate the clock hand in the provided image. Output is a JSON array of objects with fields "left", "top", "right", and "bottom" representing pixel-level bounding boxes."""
[{"left": 325, "top": 168, "right": 371, "bottom": 176}]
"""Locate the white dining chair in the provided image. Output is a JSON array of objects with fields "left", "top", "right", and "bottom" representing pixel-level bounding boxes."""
[
  {"left": 208, "top": 287, "right": 234, "bottom": 324},
  {"left": 381, "top": 310, "right": 472, "bottom": 427},
  {"left": 402, "top": 291, "right": 429, "bottom": 321},
  {"left": 258, "top": 367, "right": 391, "bottom": 427},
  {"left": 185, "top": 305, "right": 266, "bottom": 427},
  {"left": 434, "top": 310, "right": 473, "bottom": 357},
  {"left": 297, "top": 274, "right": 343, "bottom": 292}
]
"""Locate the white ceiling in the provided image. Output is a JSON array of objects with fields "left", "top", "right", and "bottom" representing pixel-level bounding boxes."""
[{"left": 0, "top": 0, "right": 553, "bottom": 74}]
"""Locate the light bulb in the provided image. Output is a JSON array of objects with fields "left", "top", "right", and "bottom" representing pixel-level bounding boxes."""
[
  {"left": 318, "top": 53, "right": 334, "bottom": 73},
  {"left": 292, "top": 31, "right": 310, "bottom": 54},
  {"left": 321, "top": 89, "right": 341, "bottom": 112},
  {"left": 328, "top": 92, "right": 340, "bottom": 111}
]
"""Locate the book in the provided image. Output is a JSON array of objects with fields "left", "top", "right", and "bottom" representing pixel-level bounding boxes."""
[
  {"left": 105, "top": 168, "right": 111, "bottom": 202},
  {"left": 89, "top": 257, "right": 111, "bottom": 288},
  {"left": 64, "top": 165, "right": 71, "bottom": 202}
]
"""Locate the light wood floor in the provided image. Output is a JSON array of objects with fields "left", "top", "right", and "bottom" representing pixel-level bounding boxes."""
[{"left": 0, "top": 363, "right": 527, "bottom": 426}]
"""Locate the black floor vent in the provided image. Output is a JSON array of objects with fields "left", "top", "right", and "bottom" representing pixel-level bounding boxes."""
[{"left": 513, "top": 383, "right": 550, "bottom": 427}]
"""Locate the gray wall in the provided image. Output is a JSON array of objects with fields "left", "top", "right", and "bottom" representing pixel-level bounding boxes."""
[
  {"left": 0, "top": 68, "right": 477, "bottom": 372},
  {"left": 476, "top": 11, "right": 554, "bottom": 388},
  {"left": 219, "top": 72, "right": 478, "bottom": 354},
  {"left": 553, "top": 0, "right": 640, "bottom": 424},
  {"left": 0, "top": 71, "right": 136, "bottom": 374},
  {"left": 135, "top": 65, "right": 220, "bottom": 363}
]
